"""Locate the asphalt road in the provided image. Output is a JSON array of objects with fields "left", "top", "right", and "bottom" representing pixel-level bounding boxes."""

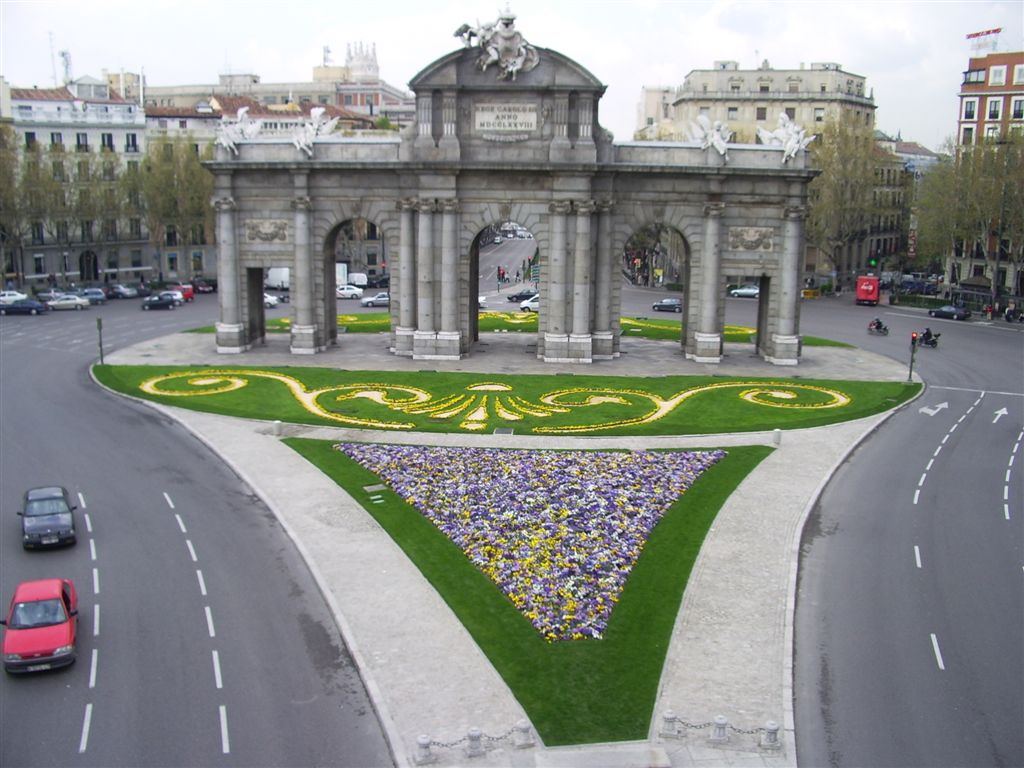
[{"left": 0, "top": 296, "right": 392, "bottom": 767}]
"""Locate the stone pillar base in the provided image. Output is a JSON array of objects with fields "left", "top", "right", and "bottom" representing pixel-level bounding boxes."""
[
  {"left": 541, "top": 332, "right": 570, "bottom": 362},
  {"left": 765, "top": 334, "right": 800, "bottom": 365},
  {"left": 592, "top": 330, "right": 618, "bottom": 360},
  {"left": 216, "top": 322, "right": 250, "bottom": 353},
  {"left": 412, "top": 330, "right": 463, "bottom": 360},
  {"left": 394, "top": 326, "right": 415, "bottom": 356},
  {"left": 567, "top": 333, "right": 593, "bottom": 364},
  {"left": 687, "top": 331, "right": 722, "bottom": 363},
  {"left": 290, "top": 324, "right": 322, "bottom": 355}
]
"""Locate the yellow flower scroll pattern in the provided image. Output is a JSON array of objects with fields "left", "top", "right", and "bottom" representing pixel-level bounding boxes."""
[{"left": 138, "top": 370, "right": 850, "bottom": 434}]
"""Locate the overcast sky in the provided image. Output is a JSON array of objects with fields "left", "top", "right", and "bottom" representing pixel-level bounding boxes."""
[{"left": 2, "top": 0, "right": 1021, "bottom": 151}]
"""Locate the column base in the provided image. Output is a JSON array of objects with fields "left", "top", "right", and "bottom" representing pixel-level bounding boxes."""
[
  {"left": 216, "top": 322, "right": 250, "bottom": 353},
  {"left": 412, "top": 329, "right": 462, "bottom": 360},
  {"left": 567, "top": 333, "right": 593, "bottom": 364},
  {"left": 592, "top": 330, "right": 618, "bottom": 360},
  {"left": 541, "top": 332, "right": 570, "bottom": 362},
  {"left": 394, "top": 326, "right": 415, "bottom": 356},
  {"left": 765, "top": 334, "right": 800, "bottom": 365},
  {"left": 290, "top": 324, "right": 323, "bottom": 355},
  {"left": 687, "top": 331, "right": 722, "bottom": 363}
]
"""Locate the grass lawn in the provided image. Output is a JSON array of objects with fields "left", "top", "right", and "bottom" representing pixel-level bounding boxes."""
[
  {"left": 93, "top": 365, "right": 919, "bottom": 436},
  {"left": 285, "top": 437, "right": 773, "bottom": 745}
]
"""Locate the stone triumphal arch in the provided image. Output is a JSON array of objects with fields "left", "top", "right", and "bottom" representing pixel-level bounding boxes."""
[{"left": 208, "top": 12, "right": 816, "bottom": 365}]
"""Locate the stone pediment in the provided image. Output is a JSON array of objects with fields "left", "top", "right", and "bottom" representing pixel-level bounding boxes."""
[{"left": 409, "top": 46, "right": 606, "bottom": 95}]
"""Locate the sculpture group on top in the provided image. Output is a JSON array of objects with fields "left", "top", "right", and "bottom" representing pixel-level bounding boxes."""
[
  {"left": 455, "top": 6, "right": 539, "bottom": 80},
  {"left": 757, "top": 113, "right": 816, "bottom": 163},
  {"left": 215, "top": 107, "right": 263, "bottom": 156},
  {"left": 292, "top": 107, "right": 340, "bottom": 157}
]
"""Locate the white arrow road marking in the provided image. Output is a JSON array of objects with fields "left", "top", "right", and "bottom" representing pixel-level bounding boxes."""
[
  {"left": 919, "top": 402, "right": 949, "bottom": 416},
  {"left": 993, "top": 407, "right": 1008, "bottom": 423}
]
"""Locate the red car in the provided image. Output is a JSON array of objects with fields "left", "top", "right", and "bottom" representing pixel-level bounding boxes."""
[
  {"left": 1, "top": 579, "right": 78, "bottom": 673},
  {"left": 169, "top": 283, "right": 195, "bottom": 302}
]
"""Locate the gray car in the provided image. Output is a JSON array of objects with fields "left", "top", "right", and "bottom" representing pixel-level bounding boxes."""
[{"left": 19, "top": 486, "right": 77, "bottom": 549}]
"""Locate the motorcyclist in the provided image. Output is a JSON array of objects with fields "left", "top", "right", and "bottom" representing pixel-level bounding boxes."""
[
  {"left": 870, "top": 317, "right": 884, "bottom": 331},
  {"left": 921, "top": 327, "right": 934, "bottom": 344}
]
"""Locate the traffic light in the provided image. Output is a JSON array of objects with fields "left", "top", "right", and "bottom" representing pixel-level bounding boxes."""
[
  {"left": 910, "top": 331, "right": 918, "bottom": 348},
  {"left": 867, "top": 255, "right": 879, "bottom": 269}
]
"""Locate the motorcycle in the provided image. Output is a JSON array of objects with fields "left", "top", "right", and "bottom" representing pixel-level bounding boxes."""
[
  {"left": 918, "top": 332, "right": 940, "bottom": 348},
  {"left": 867, "top": 321, "right": 889, "bottom": 336}
]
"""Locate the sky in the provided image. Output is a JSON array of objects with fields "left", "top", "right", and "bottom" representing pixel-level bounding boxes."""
[{"left": 2, "top": 0, "right": 1022, "bottom": 152}]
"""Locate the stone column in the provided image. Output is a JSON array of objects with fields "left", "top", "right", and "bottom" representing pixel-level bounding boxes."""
[
  {"left": 290, "top": 192, "right": 318, "bottom": 354},
  {"left": 593, "top": 200, "right": 615, "bottom": 359},
  {"left": 768, "top": 206, "right": 804, "bottom": 365},
  {"left": 543, "top": 200, "right": 571, "bottom": 361},
  {"left": 214, "top": 195, "right": 246, "bottom": 353},
  {"left": 413, "top": 198, "right": 436, "bottom": 357},
  {"left": 569, "top": 200, "right": 594, "bottom": 362},
  {"left": 394, "top": 198, "right": 416, "bottom": 356},
  {"left": 436, "top": 198, "right": 461, "bottom": 359},
  {"left": 439, "top": 90, "right": 459, "bottom": 158},
  {"left": 692, "top": 202, "right": 724, "bottom": 363}
]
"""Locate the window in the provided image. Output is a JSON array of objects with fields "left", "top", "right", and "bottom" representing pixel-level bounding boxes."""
[
  {"left": 31, "top": 222, "right": 44, "bottom": 244},
  {"left": 57, "top": 221, "right": 68, "bottom": 242},
  {"left": 814, "top": 107, "right": 825, "bottom": 122},
  {"left": 646, "top": 116, "right": 653, "bottom": 126},
  {"left": 167, "top": 252, "right": 178, "bottom": 273},
  {"left": 785, "top": 107, "right": 796, "bottom": 120},
  {"left": 101, "top": 132, "right": 114, "bottom": 151},
  {"left": 158, "top": 119, "right": 168, "bottom": 129},
  {"left": 52, "top": 161, "right": 65, "bottom": 181},
  {"left": 81, "top": 221, "right": 94, "bottom": 242},
  {"left": 759, "top": 83, "right": 770, "bottom": 92},
  {"left": 128, "top": 190, "right": 141, "bottom": 207},
  {"left": 756, "top": 107, "right": 767, "bottom": 120},
  {"left": 319, "top": 95, "right": 329, "bottom": 104},
  {"left": 701, "top": 84, "right": 708, "bottom": 93},
  {"left": 191, "top": 251, "right": 204, "bottom": 272},
  {"left": 104, "top": 219, "right": 117, "bottom": 240},
  {"left": 50, "top": 132, "right": 63, "bottom": 148},
  {"left": 788, "top": 81, "right": 799, "bottom": 93},
  {"left": 34, "top": 254, "right": 45, "bottom": 275},
  {"left": 130, "top": 218, "right": 142, "bottom": 238},
  {"left": 131, "top": 249, "right": 143, "bottom": 268},
  {"left": 165, "top": 226, "right": 178, "bottom": 246},
  {"left": 103, "top": 161, "right": 115, "bottom": 181},
  {"left": 76, "top": 132, "right": 89, "bottom": 152},
  {"left": 820, "top": 83, "right": 827, "bottom": 93},
  {"left": 125, "top": 133, "right": 138, "bottom": 153},
  {"left": 25, "top": 132, "right": 36, "bottom": 148},
  {"left": 179, "top": 120, "right": 187, "bottom": 129},
  {"left": 987, "top": 98, "right": 1002, "bottom": 120},
  {"left": 78, "top": 161, "right": 89, "bottom": 180},
  {"left": 964, "top": 69, "right": 985, "bottom": 84},
  {"left": 989, "top": 65, "right": 1006, "bottom": 86},
  {"left": 162, "top": 144, "right": 173, "bottom": 160},
  {"left": 963, "top": 99, "right": 977, "bottom": 120},
  {"left": 985, "top": 124, "right": 1000, "bottom": 139},
  {"left": 730, "top": 83, "right": 740, "bottom": 93},
  {"left": 107, "top": 251, "right": 118, "bottom": 270},
  {"left": 1012, "top": 98, "right": 1024, "bottom": 120},
  {"left": 961, "top": 126, "right": 974, "bottom": 144},
  {"left": 344, "top": 95, "right": 353, "bottom": 106},
  {"left": 727, "top": 106, "right": 738, "bottom": 120},
  {"left": 698, "top": 106, "right": 710, "bottom": 117},
  {"left": 1015, "top": 64, "right": 1024, "bottom": 85},
  {"left": 127, "top": 160, "right": 139, "bottom": 173}
]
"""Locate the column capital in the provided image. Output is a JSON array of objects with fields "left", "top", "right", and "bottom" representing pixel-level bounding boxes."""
[
  {"left": 213, "top": 196, "right": 236, "bottom": 212},
  {"left": 398, "top": 197, "right": 418, "bottom": 212},
  {"left": 438, "top": 198, "right": 460, "bottom": 214},
  {"left": 574, "top": 200, "right": 596, "bottom": 215},
  {"left": 703, "top": 202, "right": 725, "bottom": 218},
  {"left": 549, "top": 200, "right": 573, "bottom": 215},
  {"left": 784, "top": 205, "right": 807, "bottom": 220},
  {"left": 291, "top": 196, "right": 312, "bottom": 211},
  {"left": 416, "top": 198, "right": 437, "bottom": 213},
  {"left": 596, "top": 198, "right": 614, "bottom": 213}
]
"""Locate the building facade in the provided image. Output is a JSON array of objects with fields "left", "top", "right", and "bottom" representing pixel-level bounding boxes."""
[{"left": 957, "top": 50, "right": 1024, "bottom": 146}]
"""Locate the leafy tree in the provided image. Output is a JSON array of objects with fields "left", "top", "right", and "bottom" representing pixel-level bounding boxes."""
[
  {"left": 806, "top": 119, "right": 879, "bottom": 278},
  {"left": 0, "top": 125, "right": 27, "bottom": 282}
]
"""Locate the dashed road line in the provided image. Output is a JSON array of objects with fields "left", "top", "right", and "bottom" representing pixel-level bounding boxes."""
[
  {"left": 78, "top": 703, "right": 93, "bottom": 753},
  {"left": 930, "top": 633, "right": 946, "bottom": 670}
]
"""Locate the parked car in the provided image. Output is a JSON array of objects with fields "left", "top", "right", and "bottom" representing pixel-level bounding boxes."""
[
  {"left": 18, "top": 486, "right": 77, "bottom": 549},
  {"left": 652, "top": 297, "right": 683, "bottom": 313},
  {"left": 35, "top": 288, "right": 65, "bottom": 302},
  {"left": 520, "top": 294, "right": 540, "bottom": 312},
  {"left": 361, "top": 292, "right": 390, "bottom": 307},
  {"left": 109, "top": 284, "right": 138, "bottom": 299},
  {"left": 928, "top": 304, "right": 972, "bottom": 320},
  {"left": 169, "top": 284, "right": 194, "bottom": 302},
  {"left": 478, "top": 296, "right": 487, "bottom": 309},
  {"left": 264, "top": 293, "right": 280, "bottom": 308},
  {"left": 0, "top": 299, "right": 50, "bottom": 316},
  {"left": 141, "top": 292, "right": 179, "bottom": 310},
  {"left": 507, "top": 289, "right": 538, "bottom": 303},
  {"left": 191, "top": 279, "right": 216, "bottom": 294},
  {"left": 729, "top": 284, "right": 760, "bottom": 298},
  {"left": 336, "top": 284, "right": 364, "bottom": 299},
  {"left": 1, "top": 578, "right": 78, "bottom": 673},
  {"left": 365, "top": 275, "right": 390, "bottom": 288},
  {"left": 81, "top": 288, "right": 107, "bottom": 305},
  {"left": 47, "top": 294, "right": 91, "bottom": 311},
  {"left": 162, "top": 289, "right": 185, "bottom": 305},
  {"left": 0, "top": 290, "right": 28, "bottom": 305}
]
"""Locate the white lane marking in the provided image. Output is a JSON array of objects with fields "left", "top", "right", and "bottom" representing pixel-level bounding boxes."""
[
  {"left": 93, "top": 604, "right": 100, "bottom": 637},
  {"left": 196, "top": 570, "right": 207, "bottom": 596},
  {"left": 163, "top": 491, "right": 175, "bottom": 509},
  {"left": 219, "top": 705, "right": 231, "bottom": 753},
  {"left": 1007, "top": 470, "right": 1013, "bottom": 483},
  {"left": 933, "top": 446, "right": 942, "bottom": 458},
  {"left": 926, "top": 458, "right": 934, "bottom": 471},
  {"left": 205, "top": 606, "right": 216, "bottom": 638},
  {"left": 942, "top": 434, "right": 950, "bottom": 445},
  {"left": 84, "top": 513, "right": 92, "bottom": 533},
  {"left": 914, "top": 489, "right": 921, "bottom": 505},
  {"left": 1005, "top": 486, "right": 1010, "bottom": 501},
  {"left": 1006, "top": 504, "right": 1011, "bottom": 521},
  {"left": 89, "top": 649, "right": 98, "bottom": 688},
  {"left": 212, "top": 650, "right": 223, "bottom": 689},
  {"left": 914, "top": 545, "right": 922, "bottom": 569},
  {"left": 930, "top": 633, "right": 946, "bottom": 670},
  {"left": 175, "top": 514, "right": 187, "bottom": 533},
  {"left": 918, "top": 473, "right": 927, "bottom": 487},
  {"left": 1015, "top": 442, "right": 1021, "bottom": 454},
  {"left": 1011, "top": 455, "right": 1016, "bottom": 467},
  {"left": 958, "top": 414, "right": 966, "bottom": 424},
  {"left": 79, "top": 703, "right": 93, "bottom": 753},
  {"left": 89, "top": 539, "right": 97, "bottom": 561},
  {"left": 77, "top": 492, "right": 87, "bottom": 508},
  {"left": 92, "top": 568, "right": 100, "bottom": 595},
  {"left": 186, "top": 540, "right": 198, "bottom": 562},
  {"left": 950, "top": 423, "right": 958, "bottom": 433}
]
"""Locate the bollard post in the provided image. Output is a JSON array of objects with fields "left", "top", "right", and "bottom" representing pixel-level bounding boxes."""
[
  {"left": 413, "top": 734, "right": 435, "bottom": 765},
  {"left": 513, "top": 719, "right": 535, "bottom": 749},
  {"left": 273, "top": 420, "right": 283, "bottom": 436},
  {"left": 465, "top": 727, "right": 484, "bottom": 758},
  {"left": 660, "top": 709, "right": 680, "bottom": 738},
  {"left": 710, "top": 715, "right": 729, "bottom": 743},
  {"left": 760, "top": 720, "right": 781, "bottom": 749},
  {"left": 772, "top": 428, "right": 781, "bottom": 446}
]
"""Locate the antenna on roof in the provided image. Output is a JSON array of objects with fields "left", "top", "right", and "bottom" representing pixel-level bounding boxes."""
[
  {"left": 59, "top": 49, "right": 72, "bottom": 85},
  {"left": 48, "top": 32, "right": 58, "bottom": 87},
  {"left": 323, "top": 45, "right": 332, "bottom": 67}
]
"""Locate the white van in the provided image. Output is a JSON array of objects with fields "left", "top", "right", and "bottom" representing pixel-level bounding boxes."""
[
  {"left": 265, "top": 268, "right": 289, "bottom": 290},
  {"left": 347, "top": 272, "right": 368, "bottom": 287}
]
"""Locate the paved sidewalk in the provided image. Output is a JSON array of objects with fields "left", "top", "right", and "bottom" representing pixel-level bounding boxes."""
[{"left": 103, "top": 332, "right": 914, "bottom": 767}]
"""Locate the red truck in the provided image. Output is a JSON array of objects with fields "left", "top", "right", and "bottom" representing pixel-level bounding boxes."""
[{"left": 855, "top": 275, "right": 880, "bottom": 306}]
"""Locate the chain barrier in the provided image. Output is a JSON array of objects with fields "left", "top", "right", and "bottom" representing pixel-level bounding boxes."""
[
  {"left": 413, "top": 721, "right": 534, "bottom": 765},
  {"left": 659, "top": 710, "right": 782, "bottom": 751}
]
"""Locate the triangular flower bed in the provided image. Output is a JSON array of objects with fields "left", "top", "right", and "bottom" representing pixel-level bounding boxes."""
[{"left": 336, "top": 444, "right": 725, "bottom": 641}]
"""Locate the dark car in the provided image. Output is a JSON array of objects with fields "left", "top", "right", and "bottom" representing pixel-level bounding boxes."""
[
  {"left": 0, "top": 299, "right": 50, "bottom": 316},
  {"left": 141, "top": 292, "right": 179, "bottom": 310},
  {"left": 81, "top": 288, "right": 108, "bottom": 305},
  {"left": 929, "top": 304, "right": 971, "bottom": 320},
  {"left": 19, "top": 486, "right": 77, "bottom": 549},
  {"left": 365, "top": 275, "right": 390, "bottom": 289},
  {"left": 507, "top": 289, "right": 538, "bottom": 303},
  {"left": 192, "top": 278, "right": 216, "bottom": 293},
  {"left": 652, "top": 297, "right": 683, "bottom": 313}
]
